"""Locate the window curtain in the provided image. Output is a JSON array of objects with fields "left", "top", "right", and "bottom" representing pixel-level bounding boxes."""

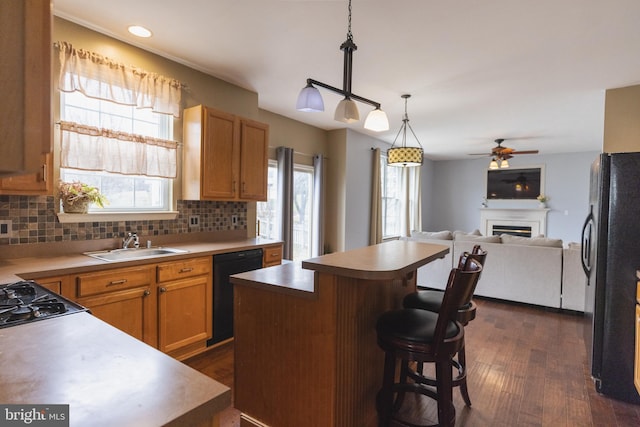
[
  {"left": 369, "top": 148, "right": 383, "bottom": 245},
  {"left": 312, "top": 155, "right": 325, "bottom": 257},
  {"left": 59, "top": 121, "right": 177, "bottom": 178},
  {"left": 57, "top": 41, "right": 180, "bottom": 178},
  {"left": 277, "top": 147, "right": 294, "bottom": 260},
  {"left": 401, "top": 166, "right": 422, "bottom": 237},
  {"left": 57, "top": 42, "right": 181, "bottom": 117}
]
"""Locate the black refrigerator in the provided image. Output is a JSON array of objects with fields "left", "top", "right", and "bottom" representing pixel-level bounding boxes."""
[{"left": 581, "top": 152, "right": 640, "bottom": 404}]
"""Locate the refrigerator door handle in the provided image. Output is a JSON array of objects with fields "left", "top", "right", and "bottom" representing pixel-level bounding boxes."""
[{"left": 581, "top": 211, "right": 594, "bottom": 277}]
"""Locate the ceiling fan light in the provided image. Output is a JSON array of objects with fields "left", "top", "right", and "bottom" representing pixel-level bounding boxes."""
[
  {"left": 296, "top": 84, "right": 324, "bottom": 112},
  {"left": 500, "top": 158, "right": 510, "bottom": 168},
  {"left": 334, "top": 98, "right": 360, "bottom": 123},
  {"left": 363, "top": 108, "right": 389, "bottom": 132},
  {"left": 387, "top": 147, "right": 424, "bottom": 167},
  {"left": 489, "top": 158, "right": 499, "bottom": 170}
]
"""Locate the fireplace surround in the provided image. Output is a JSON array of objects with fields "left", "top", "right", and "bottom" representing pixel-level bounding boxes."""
[{"left": 480, "top": 208, "right": 549, "bottom": 237}]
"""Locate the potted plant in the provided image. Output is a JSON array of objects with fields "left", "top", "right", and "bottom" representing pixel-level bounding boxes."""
[
  {"left": 58, "top": 181, "right": 108, "bottom": 213},
  {"left": 536, "top": 194, "right": 549, "bottom": 208}
]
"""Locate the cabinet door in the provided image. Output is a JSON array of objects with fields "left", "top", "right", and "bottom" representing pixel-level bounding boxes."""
[
  {"left": 158, "top": 274, "right": 212, "bottom": 354},
  {"left": 0, "top": 153, "right": 52, "bottom": 194},
  {"left": 0, "top": 0, "right": 51, "bottom": 176},
  {"left": 201, "top": 108, "right": 239, "bottom": 199},
  {"left": 78, "top": 287, "right": 157, "bottom": 347},
  {"left": 263, "top": 245, "right": 283, "bottom": 267},
  {"left": 239, "top": 119, "right": 269, "bottom": 201}
]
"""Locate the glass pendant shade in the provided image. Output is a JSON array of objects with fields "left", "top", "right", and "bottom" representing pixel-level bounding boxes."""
[
  {"left": 334, "top": 98, "right": 360, "bottom": 123},
  {"left": 296, "top": 84, "right": 324, "bottom": 112},
  {"left": 363, "top": 108, "right": 389, "bottom": 132},
  {"left": 500, "top": 158, "right": 510, "bottom": 168},
  {"left": 387, "top": 147, "right": 424, "bottom": 167},
  {"left": 489, "top": 158, "right": 499, "bottom": 170}
]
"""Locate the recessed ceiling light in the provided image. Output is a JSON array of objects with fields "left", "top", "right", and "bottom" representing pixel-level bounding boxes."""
[{"left": 128, "top": 25, "right": 152, "bottom": 38}]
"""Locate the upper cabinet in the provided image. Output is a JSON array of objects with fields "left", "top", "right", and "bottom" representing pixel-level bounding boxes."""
[
  {"left": 183, "top": 105, "right": 269, "bottom": 201},
  {"left": 0, "top": 153, "right": 52, "bottom": 195},
  {"left": 0, "top": 0, "right": 52, "bottom": 177}
]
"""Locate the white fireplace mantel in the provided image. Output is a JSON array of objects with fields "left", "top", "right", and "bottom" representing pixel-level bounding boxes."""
[{"left": 480, "top": 208, "right": 550, "bottom": 237}]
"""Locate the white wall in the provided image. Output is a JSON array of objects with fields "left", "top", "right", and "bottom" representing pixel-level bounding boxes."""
[{"left": 421, "top": 151, "right": 599, "bottom": 244}]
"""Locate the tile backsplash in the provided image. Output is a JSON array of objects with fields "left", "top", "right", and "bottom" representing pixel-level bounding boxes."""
[{"left": 0, "top": 196, "right": 247, "bottom": 245}]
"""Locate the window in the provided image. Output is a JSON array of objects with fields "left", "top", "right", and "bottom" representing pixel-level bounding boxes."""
[
  {"left": 60, "top": 91, "right": 173, "bottom": 212},
  {"left": 257, "top": 161, "right": 315, "bottom": 261},
  {"left": 292, "top": 165, "right": 314, "bottom": 260},
  {"left": 380, "top": 155, "right": 403, "bottom": 239},
  {"left": 257, "top": 161, "right": 278, "bottom": 239}
]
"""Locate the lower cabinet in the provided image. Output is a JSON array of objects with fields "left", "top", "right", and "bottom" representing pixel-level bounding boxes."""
[
  {"left": 157, "top": 256, "right": 212, "bottom": 359},
  {"left": 75, "top": 265, "right": 157, "bottom": 347},
  {"left": 71, "top": 256, "right": 213, "bottom": 360}
]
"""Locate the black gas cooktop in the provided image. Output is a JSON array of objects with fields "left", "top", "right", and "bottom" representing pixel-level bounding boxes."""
[{"left": 0, "top": 280, "right": 87, "bottom": 328}]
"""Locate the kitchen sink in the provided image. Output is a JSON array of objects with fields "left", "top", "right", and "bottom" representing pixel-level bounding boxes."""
[{"left": 84, "top": 247, "right": 189, "bottom": 262}]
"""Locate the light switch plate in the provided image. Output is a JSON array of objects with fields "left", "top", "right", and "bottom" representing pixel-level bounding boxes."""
[{"left": 0, "top": 220, "right": 12, "bottom": 237}]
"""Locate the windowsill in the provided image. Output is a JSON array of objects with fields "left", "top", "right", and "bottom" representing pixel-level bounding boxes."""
[{"left": 57, "top": 211, "right": 180, "bottom": 224}]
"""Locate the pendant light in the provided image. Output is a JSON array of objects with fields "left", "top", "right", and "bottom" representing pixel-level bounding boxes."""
[
  {"left": 295, "top": 0, "right": 389, "bottom": 132},
  {"left": 387, "top": 94, "right": 424, "bottom": 167}
]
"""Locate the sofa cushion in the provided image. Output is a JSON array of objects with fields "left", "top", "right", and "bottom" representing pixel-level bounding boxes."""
[
  {"left": 411, "top": 230, "right": 453, "bottom": 240},
  {"left": 500, "top": 234, "right": 563, "bottom": 248},
  {"left": 454, "top": 234, "right": 501, "bottom": 243}
]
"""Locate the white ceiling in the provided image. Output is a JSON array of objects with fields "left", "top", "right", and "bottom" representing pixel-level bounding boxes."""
[{"left": 53, "top": 0, "right": 640, "bottom": 160}]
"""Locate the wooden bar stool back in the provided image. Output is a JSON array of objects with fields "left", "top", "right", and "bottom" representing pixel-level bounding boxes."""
[
  {"left": 402, "top": 245, "right": 487, "bottom": 406},
  {"left": 376, "top": 255, "right": 483, "bottom": 427}
]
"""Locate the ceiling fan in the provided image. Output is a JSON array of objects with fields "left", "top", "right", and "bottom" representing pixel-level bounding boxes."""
[{"left": 468, "top": 138, "right": 539, "bottom": 160}]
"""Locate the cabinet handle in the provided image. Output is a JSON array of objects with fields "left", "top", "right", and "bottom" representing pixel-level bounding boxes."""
[
  {"left": 160, "top": 287, "right": 167, "bottom": 293},
  {"left": 270, "top": 253, "right": 279, "bottom": 258},
  {"left": 233, "top": 181, "right": 236, "bottom": 192},
  {"left": 143, "top": 290, "right": 150, "bottom": 296},
  {"left": 179, "top": 267, "right": 194, "bottom": 273},
  {"left": 242, "top": 182, "right": 246, "bottom": 192},
  {"left": 42, "top": 163, "right": 47, "bottom": 182},
  {"left": 107, "top": 279, "right": 127, "bottom": 286}
]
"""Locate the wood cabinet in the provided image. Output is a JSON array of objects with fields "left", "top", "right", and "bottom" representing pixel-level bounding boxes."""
[
  {"left": 263, "top": 244, "right": 283, "bottom": 267},
  {"left": 75, "top": 266, "right": 157, "bottom": 347},
  {"left": 0, "top": 153, "right": 52, "bottom": 195},
  {"left": 157, "top": 256, "right": 212, "bottom": 359},
  {"left": 0, "top": 0, "right": 52, "bottom": 177},
  {"left": 183, "top": 105, "right": 268, "bottom": 201}
]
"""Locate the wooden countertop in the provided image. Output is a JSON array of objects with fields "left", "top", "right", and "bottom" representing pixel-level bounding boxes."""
[
  {"left": 0, "top": 312, "right": 231, "bottom": 427},
  {"left": 302, "top": 240, "right": 449, "bottom": 280},
  {"left": 0, "top": 237, "right": 281, "bottom": 283}
]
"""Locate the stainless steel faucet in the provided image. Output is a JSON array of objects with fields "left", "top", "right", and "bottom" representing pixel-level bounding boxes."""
[{"left": 122, "top": 232, "right": 140, "bottom": 249}]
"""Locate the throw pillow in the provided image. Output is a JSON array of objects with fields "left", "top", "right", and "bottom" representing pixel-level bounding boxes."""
[
  {"left": 500, "top": 234, "right": 563, "bottom": 248},
  {"left": 453, "top": 229, "right": 482, "bottom": 239},
  {"left": 410, "top": 230, "right": 453, "bottom": 240},
  {"left": 454, "top": 234, "right": 501, "bottom": 243}
]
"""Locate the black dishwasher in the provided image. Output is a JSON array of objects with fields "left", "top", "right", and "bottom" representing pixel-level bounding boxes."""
[{"left": 208, "top": 248, "right": 263, "bottom": 346}]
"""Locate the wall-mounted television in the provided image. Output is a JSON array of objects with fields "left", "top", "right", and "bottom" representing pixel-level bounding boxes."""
[{"left": 486, "top": 166, "right": 542, "bottom": 200}]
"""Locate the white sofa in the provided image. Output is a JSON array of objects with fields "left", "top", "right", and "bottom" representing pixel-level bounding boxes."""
[{"left": 405, "top": 230, "right": 584, "bottom": 311}]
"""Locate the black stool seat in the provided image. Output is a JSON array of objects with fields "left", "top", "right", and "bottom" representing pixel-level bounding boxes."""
[{"left": 376, "top": 308, "right": 459, "bottom": 343}]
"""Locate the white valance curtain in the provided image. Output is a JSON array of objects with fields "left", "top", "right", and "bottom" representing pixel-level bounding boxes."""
[
  {"left": 57, "top": 42, "right": 181, "bottom": 178},
  {"left": 57, "top": 42, "right": 182, "bottom": 117}
]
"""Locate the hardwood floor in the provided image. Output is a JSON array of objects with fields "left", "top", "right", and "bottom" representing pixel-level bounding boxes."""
[{"left": 184, "top": 298, "right": 640, "bottom": 426}]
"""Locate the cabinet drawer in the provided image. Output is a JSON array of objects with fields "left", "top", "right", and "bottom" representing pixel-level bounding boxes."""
[
  {"left": 76, "top": 266, "right": 154, "bottom": 297},
  {"left": 263, "top": 245, "right": 283, "bottom": 267},
  {"left": 157, "top": 256, "right": 211, "bottom": 283}
]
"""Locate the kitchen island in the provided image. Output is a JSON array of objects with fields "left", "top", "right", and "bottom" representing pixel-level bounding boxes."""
[
  {"left": 230, "top": 240, "right": 449, "bottom": 427},
  {"left": 0, "top": 312, "right": 231, "bottom": 427}
]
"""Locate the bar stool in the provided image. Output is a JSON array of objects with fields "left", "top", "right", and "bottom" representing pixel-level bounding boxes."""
[
  {"left": 376, "top": 256, "right": 483, "bottom": 427},
  {"left": 402, "top": 245, "right": 487, "bottom": 407}
]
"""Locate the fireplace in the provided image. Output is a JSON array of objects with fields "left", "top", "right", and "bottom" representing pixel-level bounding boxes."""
[{"left": 480, "top": 208, "right": 549, "bottom": 237}]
